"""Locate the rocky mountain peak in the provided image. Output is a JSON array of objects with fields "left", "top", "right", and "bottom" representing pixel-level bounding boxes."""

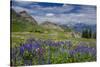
[{"left": 19, "top": 10, "right": 37, "bottom": 24}]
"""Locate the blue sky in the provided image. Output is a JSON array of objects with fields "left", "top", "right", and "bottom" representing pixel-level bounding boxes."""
[{"left": 11, "top": 1, "right": 96, "bottom": 25}]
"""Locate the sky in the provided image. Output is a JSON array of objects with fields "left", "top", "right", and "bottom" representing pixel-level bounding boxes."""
[{"left": 11, "top": 1, "right": 96, "bottom": 25}]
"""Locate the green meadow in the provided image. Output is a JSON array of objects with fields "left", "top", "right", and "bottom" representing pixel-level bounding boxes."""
[{"left": 11, "top": 5, "right": 96, "bottom": 66}]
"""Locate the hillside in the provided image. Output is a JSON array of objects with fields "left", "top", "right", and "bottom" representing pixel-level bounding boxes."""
[
  {"left": 41, "top": 21, "right": 64, "bottom": 32},
  {"left": 11, "top": 8, "right": 38, "bottom": 32}
]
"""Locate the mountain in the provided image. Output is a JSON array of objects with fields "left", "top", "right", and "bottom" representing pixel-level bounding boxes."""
[
  {"left": 72, "top": 23, "right": 96, "bottom": 33},
  {"left": 58, "top": 22, "right": 96, "bottom": 33},
  {"left": 19, "top": 11, "right": 37, "bottom": 25},
  {"left": 59, "top": 24, "right": 72, "bottom": 32},
  {"left": 11, "top": 8, "right": 38, "bottom": 32},
  {"left": 41, "top": 21, "right": 64, "bottom": 31},
  {"left": 11, "top": 8, "right": 96, "bottom": 34}
]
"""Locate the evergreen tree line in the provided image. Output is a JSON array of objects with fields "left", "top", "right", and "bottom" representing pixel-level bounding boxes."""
[{"left": 82, "top": 28, "right": 96, "bottom": 39}]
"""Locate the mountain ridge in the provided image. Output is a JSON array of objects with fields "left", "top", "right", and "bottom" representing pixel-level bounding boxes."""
[{"left": 11, "top": 8, "right": 38, "bottom": 32}]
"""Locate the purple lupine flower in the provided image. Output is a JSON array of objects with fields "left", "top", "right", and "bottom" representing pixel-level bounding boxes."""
[
  {"left": 73, "top": 44, "right": 96, "bottom": 57},
  {"left": 59, "top": 41, "right": 65, "bottom": 46},
  {"left": 69, "top": 50, "right": 76, "bottom": 56},
  {"left": 20, "top": 46, "right": 25, "bottom": 54},
  {"left": 33, "top": 42, "right": 41, "bottom": 49},
  {"left": 55, "top": 41, "right": 61, "bottom": 47},
  {"left": 23, "top": 44, "right": 32, "bottom": 49},
  {"left": 44, "top": 39, "right": 53, "bottom": 46},
  {"left": 36, "top": 48, "right": 45, "bottom": 56}
]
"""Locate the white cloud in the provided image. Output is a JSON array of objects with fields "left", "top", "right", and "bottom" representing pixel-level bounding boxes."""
[
  {"left": 33, "top": 12, "right": 96, "bottom": 25},
  {"left": 12, "top": 6, "right": 27, "bottom": 12},
  {"left": 45, "top": 13, "right": 55, "bottom": 17},
  {"left": 28, "top": 4, "right": 74, "bottom": 14},
  {"left": 12, "top": 6, "right": 35, "bottom": 15},
  {"left": 77, "top": 5, "right": 96, "bottom": 14},
  {"left": 12, "top": 1, "right": 96, "bottom": 25}
]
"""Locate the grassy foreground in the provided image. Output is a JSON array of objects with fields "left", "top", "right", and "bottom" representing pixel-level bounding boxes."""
[{"left": 11, "top": 32, "right": 96, "bottom": 66}]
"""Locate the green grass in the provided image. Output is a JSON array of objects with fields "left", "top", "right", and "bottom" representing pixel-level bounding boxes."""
[{"left": 11, "top": 32, "right": 96, "bottom": 48}]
